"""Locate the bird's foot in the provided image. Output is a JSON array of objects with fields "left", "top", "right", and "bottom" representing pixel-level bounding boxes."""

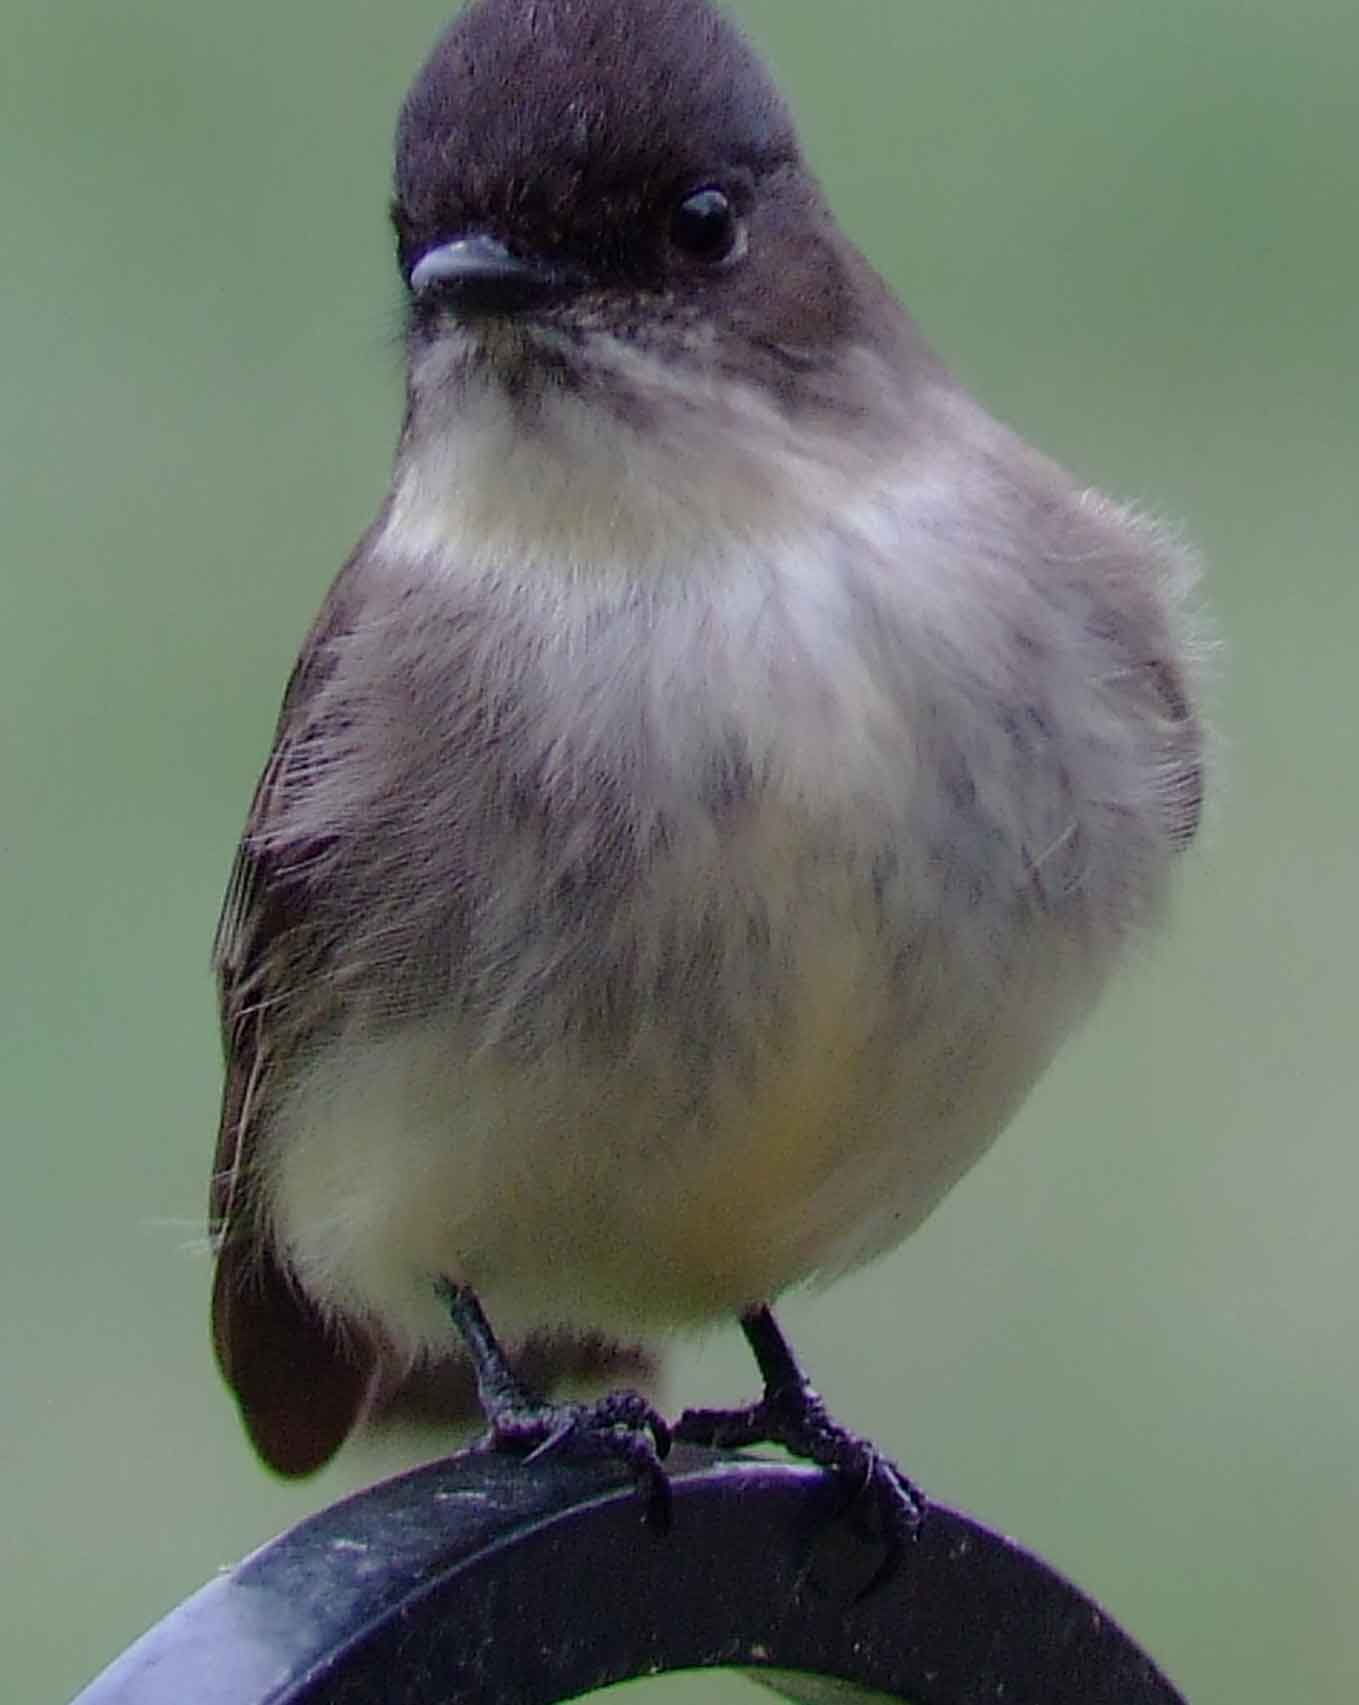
[
  {"left": 477, "top": 1387, "right": 674, "bottom": 1529},
  {"left": 675, "top": 1307, "right": 924, "bottom": 1596},
  {"left": 437, "top": 1279, "right": 672, "bottom": 1528}
]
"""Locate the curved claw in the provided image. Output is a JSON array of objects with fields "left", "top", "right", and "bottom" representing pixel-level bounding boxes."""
[
  {"left": 842, "top": 1452, "right": 925, "bottom": 1601},
  {"left": 674, "top": 1380, "right": 924, "bottom": 1593}
]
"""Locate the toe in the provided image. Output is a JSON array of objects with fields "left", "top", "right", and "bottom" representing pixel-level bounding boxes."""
[{"left": 591, "top": 1390, "right": 672, "bottom": 1457}]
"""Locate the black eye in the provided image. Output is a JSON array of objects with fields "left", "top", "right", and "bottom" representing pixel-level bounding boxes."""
[{"left": 668, "top": 186, "right": 742, "bottom": 264}]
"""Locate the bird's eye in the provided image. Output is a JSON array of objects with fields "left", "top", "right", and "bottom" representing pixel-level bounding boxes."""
[{"left": 668, "top": 186, "right": 743, "bottom": 265}]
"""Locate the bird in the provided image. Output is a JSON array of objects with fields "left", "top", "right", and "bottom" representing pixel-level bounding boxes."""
[{"left": 209, "top": 0, "right": 1203, "bottom": 1560}]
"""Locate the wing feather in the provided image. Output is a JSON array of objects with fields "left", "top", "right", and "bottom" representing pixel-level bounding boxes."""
[{"left": 209, "top": 573, "right": 379, "bottom": 1476}]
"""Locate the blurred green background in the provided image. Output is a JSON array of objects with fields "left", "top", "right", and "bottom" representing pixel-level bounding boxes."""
[{"left": 3, "top": 0, "right": 1356, "bottom": 1699}]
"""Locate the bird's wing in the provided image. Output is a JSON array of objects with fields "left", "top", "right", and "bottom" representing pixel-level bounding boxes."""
[
  {"left": 209, "top": 568, "right": 381, "bottom": 1478},
  {"left": 1146, "top": 650, "right": 1204, "bottom": 850}
]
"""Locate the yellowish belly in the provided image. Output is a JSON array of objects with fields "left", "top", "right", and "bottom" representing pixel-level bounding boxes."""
[
  {"left": 268, "top": 864, "right": 1085, "bottom": 1357},
  {"left": 642, "top": 937, "right": 892, "bottom": 1312}
]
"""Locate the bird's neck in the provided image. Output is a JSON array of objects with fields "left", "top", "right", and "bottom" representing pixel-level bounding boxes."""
[{"left": 382, "top": 344, "right": 905, "bottom": 580}]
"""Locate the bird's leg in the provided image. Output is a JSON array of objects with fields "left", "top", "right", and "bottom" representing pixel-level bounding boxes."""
[
  {"left": 675, "top": 1303, "right": 924, "bottom": 1588},
  {"left": 437, "top": 1280, "right": 673, "bottom": 1528}
]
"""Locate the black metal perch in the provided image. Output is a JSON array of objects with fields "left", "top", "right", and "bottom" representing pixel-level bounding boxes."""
[{"left": 71, "top": 1446, "right": 1188, "bottom": 1704}]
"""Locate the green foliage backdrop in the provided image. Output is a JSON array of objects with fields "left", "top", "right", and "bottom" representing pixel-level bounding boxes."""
[{"left": 3, "top": 1, "right": 1356, "bottom": 1699}]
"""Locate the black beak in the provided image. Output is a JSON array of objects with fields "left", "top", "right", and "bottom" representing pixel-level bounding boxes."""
[{"left": 409, "top": 234, "right": 575, "bottom": 315}]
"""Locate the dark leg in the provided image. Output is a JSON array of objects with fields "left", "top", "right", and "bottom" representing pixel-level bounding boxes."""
[
  {"left": 437, "top": 1280, "right": 673, "bottom": 1528},
  {"left": 675, "top": 1303, "right": 924, "bottom": 1590}
]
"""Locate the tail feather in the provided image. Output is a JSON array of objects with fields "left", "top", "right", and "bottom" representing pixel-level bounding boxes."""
[{"left": 212, "top": 1240, "right": 379, "bottom": 1478}]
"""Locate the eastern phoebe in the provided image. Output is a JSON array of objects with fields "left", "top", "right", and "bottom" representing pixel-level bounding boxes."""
[{"left": 210, "top": 0, "right": 1203, "bottom": 1554}]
